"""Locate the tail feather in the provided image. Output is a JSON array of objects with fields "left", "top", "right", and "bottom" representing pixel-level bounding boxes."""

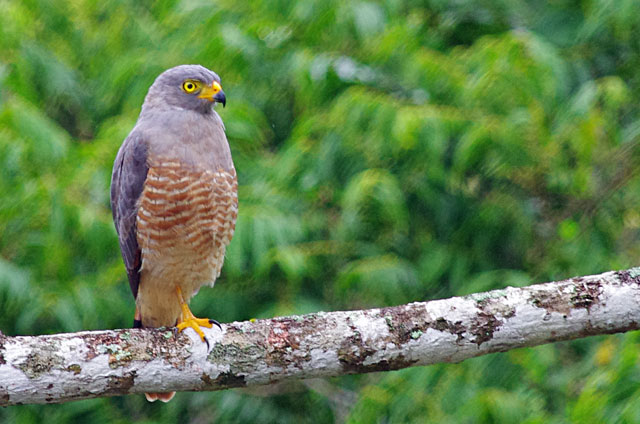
[
  {"left": 135, "top": 306, "right": 177, "bottom": 403},
  {"left": 145, "top": 392, "right": 176, "bottom": 403}
]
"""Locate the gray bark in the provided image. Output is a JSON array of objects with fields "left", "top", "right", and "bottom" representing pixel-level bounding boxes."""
[{"left": 1, "top": 267, "right": 639, "bottom": 406}]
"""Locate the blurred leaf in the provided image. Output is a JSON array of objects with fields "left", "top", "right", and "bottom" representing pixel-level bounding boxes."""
[{"left": 3, "top": 0, "right": 640, "bottom": 422}]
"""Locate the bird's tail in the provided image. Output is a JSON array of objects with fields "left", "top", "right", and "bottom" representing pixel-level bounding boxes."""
[{"left": 134, "top": 306, "right": 177, "bottom": 403}]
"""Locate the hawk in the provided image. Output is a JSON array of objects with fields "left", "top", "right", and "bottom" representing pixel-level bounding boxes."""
[{"left": 110, "top": 65, "right": 237, "bottom": 402}]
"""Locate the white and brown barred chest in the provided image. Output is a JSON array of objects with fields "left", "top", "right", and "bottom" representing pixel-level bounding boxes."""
[{"left": 135, "top": 159, "right": 238, "bottom": 290}]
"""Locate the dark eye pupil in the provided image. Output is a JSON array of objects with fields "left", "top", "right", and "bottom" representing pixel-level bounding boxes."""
[{"left": 187, "top": 83, "right": 193, "bottom": 89}]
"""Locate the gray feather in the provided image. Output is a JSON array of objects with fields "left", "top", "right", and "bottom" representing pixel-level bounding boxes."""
[
  {"left": 110, "top": 131, "right": 148, "bottom": 298},
  {"left": 110, "top": 64, "right": 232, "bottom": 300}
]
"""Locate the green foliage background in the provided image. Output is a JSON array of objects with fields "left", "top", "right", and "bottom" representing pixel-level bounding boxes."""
[{"left": 2, "top": 0, "right": 640, "bottom": 422}]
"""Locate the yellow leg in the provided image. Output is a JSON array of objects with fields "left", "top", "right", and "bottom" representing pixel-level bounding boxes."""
[{"left": 175, "top": 286, "right": 213, "bottom": 342}]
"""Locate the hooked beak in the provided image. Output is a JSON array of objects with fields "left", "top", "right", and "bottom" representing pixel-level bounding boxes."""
[
  {"left": 213, "top": 90, "right": 226, "bottom": 108},
  {"left": 198, "top": 81, "right": 226, "bottom": 107}
]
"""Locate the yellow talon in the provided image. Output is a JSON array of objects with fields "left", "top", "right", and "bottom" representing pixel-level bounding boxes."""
[{"left": 175, "top": 286, "right": 213, "bottom": 342}]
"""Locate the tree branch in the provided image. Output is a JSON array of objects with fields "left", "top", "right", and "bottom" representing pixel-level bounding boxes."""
[{"left": 2, "top": 268, "right": 640, "bottom": 406}]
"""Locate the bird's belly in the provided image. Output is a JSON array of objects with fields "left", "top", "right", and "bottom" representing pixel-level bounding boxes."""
[{"left": 135, "top": 161, "right": 238, "bottom": 327}]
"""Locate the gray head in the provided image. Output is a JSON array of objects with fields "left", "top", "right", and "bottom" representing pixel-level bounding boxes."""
[{"left": 142, "top": 65, "right": 226, "bottom": 115}]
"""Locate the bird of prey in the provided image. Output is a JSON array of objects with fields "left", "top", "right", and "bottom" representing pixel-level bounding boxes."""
[{"left": 110, "top": 65, "right": 237, "bottom": 402}]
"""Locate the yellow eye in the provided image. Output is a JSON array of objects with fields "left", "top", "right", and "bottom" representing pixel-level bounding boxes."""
[{"left": 182, "top": 80, "right": 200, "bottom": 93}]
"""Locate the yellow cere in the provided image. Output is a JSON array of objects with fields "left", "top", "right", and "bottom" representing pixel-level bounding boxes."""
[{"left": 197, "top": 80, "right": 223, "bottom": 101}]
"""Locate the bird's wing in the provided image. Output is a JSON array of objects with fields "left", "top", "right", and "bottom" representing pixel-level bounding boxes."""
[{"left": 110, "top": 131, "right": 149, "bottom": 299}]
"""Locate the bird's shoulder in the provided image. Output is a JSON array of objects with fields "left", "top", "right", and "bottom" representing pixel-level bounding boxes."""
[{"left": 110, "top": 129, "right": 150, "bottom": 222}]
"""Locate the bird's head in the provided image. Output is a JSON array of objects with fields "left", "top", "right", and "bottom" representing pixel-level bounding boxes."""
[{"left": 143, "top": 64, "right": 226, "bottom": 114}]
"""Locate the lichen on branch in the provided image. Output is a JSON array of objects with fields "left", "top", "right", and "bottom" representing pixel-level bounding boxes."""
[{"left": 1, "top": 268, "right": 639, "bottom": 406}]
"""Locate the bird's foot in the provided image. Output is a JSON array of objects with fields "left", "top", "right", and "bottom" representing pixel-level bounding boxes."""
[
  {"left": 175, "top": 286, "right": 220, "bottom": 349},
  {"left": 209, "top": 319, "right": 222, "bottom": 331},
  {"left": 176, "top": 316, "right": 214, "bottom": 341}
]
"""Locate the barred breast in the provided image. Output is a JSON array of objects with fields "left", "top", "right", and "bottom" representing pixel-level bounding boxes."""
[{"left": 135, "top": 159, "right": 238, "bottom": 327}]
